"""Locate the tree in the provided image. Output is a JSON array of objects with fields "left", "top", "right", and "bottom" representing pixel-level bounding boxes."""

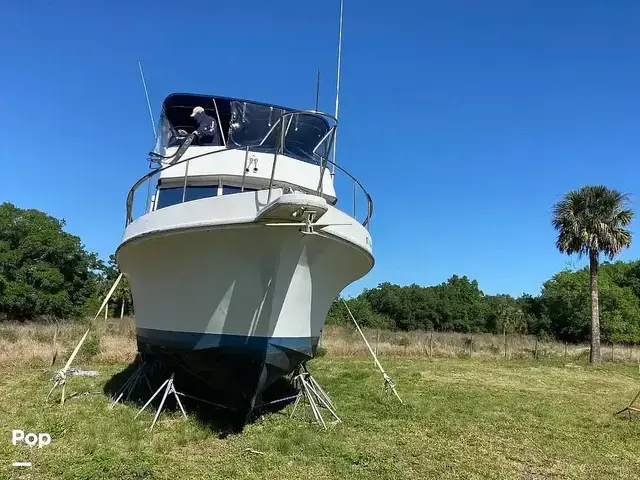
[
  {"left": 0, "top": 202, "right": 102, "bottom": 320},
  {"left": 618, "top": 260, "right": 640, "bottom": 301},
  {"left": 552, "top": 186, "right": 633, "bottom": 363},
  {"left": 434, "top": 275, "right": 488, "bottom": 332},
  {"left": 541, "top": 267, "right": 640, "bottom": 343},
  {"left": 325, "top": 295, "right": 392, "bottom": 329}
]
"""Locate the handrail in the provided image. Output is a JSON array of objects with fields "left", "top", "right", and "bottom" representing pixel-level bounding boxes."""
[
  {"left": 125, "top": 147, "right": 242, "bottom": 225},
  {"left": 125, "top": 111, "right": 373, "bottom": 229},
  {"left": 320, "top": 156, "right": 374, "bottom": 228}
]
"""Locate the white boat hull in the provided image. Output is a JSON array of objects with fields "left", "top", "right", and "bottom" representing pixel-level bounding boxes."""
[{"left": 115, "top": 190, "right": 373, "bottom": 418}]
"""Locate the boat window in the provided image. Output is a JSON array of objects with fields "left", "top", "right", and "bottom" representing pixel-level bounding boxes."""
[
  {"left": 222, "top": 186, "right": 255, "bottom": 196},
  {"left": 228, "top": 101, "right": 286, "bottom": 151},
  {"left": 152, "top": 114, "right": 178, "bottom": 155},
  {"left": 228, "top": 101, "right": 330, "bottom": 164},
  {"left": 156, "top": 186, "right": 218, "bottom": 209},
  {"left": 283, "top": 113, "right": 331, "bottom": 164},
  {"left": 158, "top": 95, "right": 333, "bottom": 164}
]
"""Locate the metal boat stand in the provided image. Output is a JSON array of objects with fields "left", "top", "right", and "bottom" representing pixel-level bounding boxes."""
[
  {"left": 288, "top": 364, "right": 341, "bottom": 429},
  {"left": 134, "top": 373, "right": 187, "bottom": 430},
  {"left": 133, "top": 373, "right": 230, "bottom": 430},
  {"left": 109, "top": 359, "right": 154, "bottom": 409}
]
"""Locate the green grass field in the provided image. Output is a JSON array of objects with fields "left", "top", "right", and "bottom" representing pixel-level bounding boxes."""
[{"left": 1, "top": 357, "right": 640, "bottom": 479}]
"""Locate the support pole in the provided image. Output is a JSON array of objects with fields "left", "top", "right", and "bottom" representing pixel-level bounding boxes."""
[
  {"left": 47, "top": 274, "right": 123, "bottom": 404},
  {"left": 342, "top": 300, "right": 402, "bottom": 403}
]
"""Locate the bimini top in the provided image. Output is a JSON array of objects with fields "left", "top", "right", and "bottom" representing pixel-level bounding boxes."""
[{"left": 154, "top": 93, "right": 336, "bottom": 165}]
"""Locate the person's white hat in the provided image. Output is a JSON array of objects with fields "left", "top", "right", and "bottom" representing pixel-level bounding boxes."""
[{"left": 190, "top": 106, "right": 205, "bottom": 117}]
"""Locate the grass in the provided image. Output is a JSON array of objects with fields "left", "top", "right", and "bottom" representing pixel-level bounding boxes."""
[{"left": 1, "top": 351, "right": 640, "bottom": 478}]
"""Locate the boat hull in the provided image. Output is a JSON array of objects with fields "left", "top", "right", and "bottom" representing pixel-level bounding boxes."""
[
  {"left": 116, "top": 195, "right": 373, "bottom": 418},
  {"left": 136, "top": 330, "right": 317, "bottom": 418}
]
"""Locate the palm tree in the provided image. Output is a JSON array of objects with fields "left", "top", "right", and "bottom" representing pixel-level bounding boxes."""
[{"left": 552, "top": 185, "right": 633, "bottom": 364}]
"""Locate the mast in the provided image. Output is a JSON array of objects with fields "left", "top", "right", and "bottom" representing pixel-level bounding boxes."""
[
  {"left": 315, "top": 69, "right": 321, "bottom": 112},
  {"left": 331, "top": 0, "right": 344, "bottom": 175}
]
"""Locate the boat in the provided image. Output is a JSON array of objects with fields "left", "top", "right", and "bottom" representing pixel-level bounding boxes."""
[{"left": 115, "top": 93, "right": 374, "bottom": 423}]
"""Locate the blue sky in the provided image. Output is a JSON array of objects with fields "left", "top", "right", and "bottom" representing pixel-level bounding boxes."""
[{"left": 1, "top": 1, "right": 639, "bottom": 298}]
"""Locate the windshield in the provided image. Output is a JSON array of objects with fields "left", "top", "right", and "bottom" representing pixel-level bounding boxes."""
[
  {"left": 228, "top": 101, "right": 332, "bottom": 164},
  {"left": 155, "top": 96, "right": 334, "bottom": 164}
]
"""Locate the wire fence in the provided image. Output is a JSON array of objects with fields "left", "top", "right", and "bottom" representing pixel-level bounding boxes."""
[
  {"left": 1, "top": 320, "right": 639, "bottom": 365},
  {"left": 320, "top": 326, "right": 640, "bottom": 363}
]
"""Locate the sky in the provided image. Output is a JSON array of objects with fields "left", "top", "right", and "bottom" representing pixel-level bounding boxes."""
[{"left": 1, "top": 1, "right": 639, "bottom": 298}]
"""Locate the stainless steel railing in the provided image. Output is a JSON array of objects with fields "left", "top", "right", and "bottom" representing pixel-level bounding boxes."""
[{"left": 125, "top": 112, "right": 373, "bottom": 228}]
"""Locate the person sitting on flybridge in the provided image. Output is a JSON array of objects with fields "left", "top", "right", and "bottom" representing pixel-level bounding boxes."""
[{"left": 190, "top": 106, "right": 218, "bottom": 145}]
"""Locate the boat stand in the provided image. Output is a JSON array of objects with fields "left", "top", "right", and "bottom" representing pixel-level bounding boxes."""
[
  {"left": 133, "top": 372, "right": 231, "bottom": 430},
  {"left": 616, "top": 388, "right": 640, "bottom": 419},
  {"left": 289, "top": 365, "right": 341, "bottom": 430},
  {"left": 134, "top": 373, "right": 187, "bottom": 430},
  {"left": 109, "top": 360, "right": 153, "bottom": 409}
]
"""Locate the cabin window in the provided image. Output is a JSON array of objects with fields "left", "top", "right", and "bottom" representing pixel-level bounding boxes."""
[
  {"left": 222, "top": 186, "right": 255, "bottom": 196},
  {"left": 156, "top": 186, "right": 218, "bottom": 209}
]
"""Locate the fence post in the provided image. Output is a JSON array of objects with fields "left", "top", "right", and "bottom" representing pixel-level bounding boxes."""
[
  {"left": 374, "top": 330, "right": 379, "bottom": 366},
  {"left": 503, "top": 326, "right": 508, "bottom": 360},
  {"left": 534, "top": 337, "right": 538, "bottom": 360},
  {"left": 469, "top": 335, "right": 473, "bottom": 356},
  {"left": 50, "top": 323, "right": 59, "bottom": 367},
  {"left": 611, "top": 343, "right": 615, "bottom": 362},
  {"left": 564, "top": 342, "right": 568, "bottom": 358},
  {"left": 429, "top": 331, "right": 433, "bottom": 358}
]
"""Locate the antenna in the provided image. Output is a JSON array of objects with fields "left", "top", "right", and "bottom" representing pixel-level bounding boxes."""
[
  {"left": 138, "top": 61, "right": 157, "bottom": 138},
  {"left": 331, "top": 0, "right": 344, "bottom": 175},
  {"left": 315, "top": 69, "right": 321, "bottom": 111}
]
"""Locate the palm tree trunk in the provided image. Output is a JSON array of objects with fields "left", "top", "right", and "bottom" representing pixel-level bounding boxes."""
[{"left": 589, "top": 250, "right": 601, "bottom": 364}]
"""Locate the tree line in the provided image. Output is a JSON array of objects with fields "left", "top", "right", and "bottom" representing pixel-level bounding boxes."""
[{"left": 327, "top": 260, "right": 640, "bottom": 344}]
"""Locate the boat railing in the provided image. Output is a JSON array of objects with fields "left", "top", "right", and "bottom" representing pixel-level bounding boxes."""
[{"left": 125, "top": 111, "right": 373, "bottom": 229}]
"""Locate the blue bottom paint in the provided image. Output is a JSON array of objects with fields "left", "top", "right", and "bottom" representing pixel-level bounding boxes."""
[{"left": 136, "top": 328, "right": 319, "bottom": 355}]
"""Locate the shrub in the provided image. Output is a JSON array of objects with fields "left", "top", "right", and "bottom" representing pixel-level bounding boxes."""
[
  {"left": 80, "top": 332, "right": 101, "bottom": 359},
  {"left": 391, "top": 335, "right": 411, "bottom": 347}
]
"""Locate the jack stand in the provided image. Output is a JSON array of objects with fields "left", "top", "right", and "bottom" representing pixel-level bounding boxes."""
[
  {"left": 109, "top": 361, "right": 153, "bottom": 409},
  {"left": 134, "top": 374, "right": 187, "bottom": 430},
  {"left": 616, "top": 389, "right": 640, "bottom": 419},
  {"left": 289, "top": 365, "right": 341, "bottom": 430},
  {"left": 47, "top": 274, "right": 123, "bottom": 405}
]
